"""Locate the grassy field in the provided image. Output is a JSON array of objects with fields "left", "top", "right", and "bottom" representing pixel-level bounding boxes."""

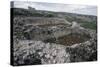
[
  {"left": 65, "top": 16, "right": 97, "bottom": 30},
  {"left": 81, "top": 22, "right": 97, "bottom": 30}
]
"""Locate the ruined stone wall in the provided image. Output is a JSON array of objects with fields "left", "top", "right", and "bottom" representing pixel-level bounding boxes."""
[{"left": 14, "top": 17, "right": 70, "bottom": 26}]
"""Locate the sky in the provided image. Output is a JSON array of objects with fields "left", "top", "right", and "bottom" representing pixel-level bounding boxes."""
[{"left": 13, "top": 1, "right": 97, "bottom": 16}]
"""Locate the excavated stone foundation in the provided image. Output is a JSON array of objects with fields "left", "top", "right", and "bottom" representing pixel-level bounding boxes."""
[
  {"left": 13, "top": 17, "right": 97, "bottom": 66},
  {"left": 44, "top": 33, "right": 91, "bottom": 46}
]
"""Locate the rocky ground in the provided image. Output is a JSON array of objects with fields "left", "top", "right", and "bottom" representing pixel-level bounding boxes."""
[{"left": 12, "top": 17, "right": 97, "bottom": 66}]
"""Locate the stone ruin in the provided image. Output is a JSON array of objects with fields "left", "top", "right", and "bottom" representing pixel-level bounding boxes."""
[{"left": 13, "top": 17, "right": 97, "bottom": 66}]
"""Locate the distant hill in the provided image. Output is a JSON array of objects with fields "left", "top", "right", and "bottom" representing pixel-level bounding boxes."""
[
  {"left": 11, "top": 7, "right": 97, "bottom": 30},
  {"left": 11, "top": 7, "right": 97, "bottom": 22}
]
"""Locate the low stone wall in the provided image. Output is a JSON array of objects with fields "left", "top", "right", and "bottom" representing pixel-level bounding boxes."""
[{"left": 14, "top": 17, "right": 70, "bottom": 26}]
